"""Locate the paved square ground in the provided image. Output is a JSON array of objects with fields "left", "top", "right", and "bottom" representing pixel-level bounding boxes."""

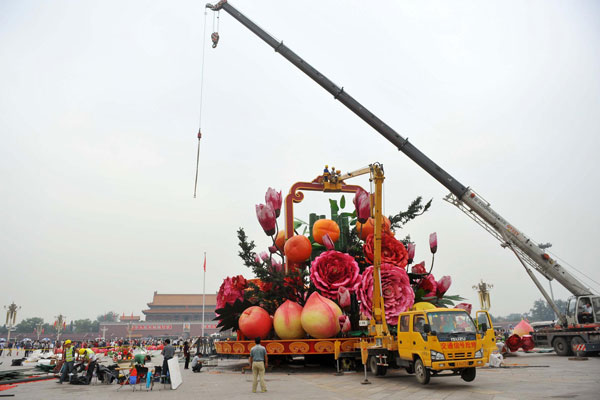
[{"left": 1, "top": 352, "right": 599, "bottom": 399}]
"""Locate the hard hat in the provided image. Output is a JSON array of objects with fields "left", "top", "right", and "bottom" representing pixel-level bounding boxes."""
[
  {"left": 79, "top": 348, "right": 86, "bottom": 355},
  {"left": 64, "top": 340, "right": 72, "bottom": 345}
]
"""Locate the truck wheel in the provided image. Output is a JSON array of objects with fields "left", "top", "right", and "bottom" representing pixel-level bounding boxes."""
[
  {"left": 368, "top": 356, "right": 388, "bottom": 376},
  {"left": 414, "top": 358, "right": 430, "bottom": 385},
  {"left": 461, "top": 367, "right": 476, "bottom": 382},
  {"left": 405, "top": 365, "right": 414, "bottom": 374},
  {"left": 571, "top": 336, "right": 587, "bottom": 357},
  {"left": 553, "top": 337, "right": 573, "bottom": 356}
]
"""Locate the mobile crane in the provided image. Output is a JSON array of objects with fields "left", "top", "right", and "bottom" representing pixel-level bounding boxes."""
[{"left": 205, "top": 1, "right": 599, "bottom": 357}]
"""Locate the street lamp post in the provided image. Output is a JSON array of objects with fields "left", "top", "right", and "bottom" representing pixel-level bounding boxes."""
[
  {"left": 4, "top": 302, "right": 21, "bottom": 346},
  {"left": 473, "top": 280, "right": 493, "bottom": 311},
  {"left": 35, "top": 322, "right": 44, "bottom": 341},
  {"left": 100, "top": 326, "right": 108, "bottom": 341},
  {"left": 126, "top": 322, "right": 133, "bottom": 343},
  {"left": 54, "top": 314, "right": 66, "bottom": 343}
]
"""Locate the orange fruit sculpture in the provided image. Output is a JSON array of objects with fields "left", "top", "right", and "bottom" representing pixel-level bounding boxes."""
[
  {"left": 355, "top": 216, "right": 391, "bottom": 240},
  {"left": 284, "top": 235, "right": 312, "bottom": 262},
  {"left": 312, "top": 219, "right": 340, "bottom": 245}
]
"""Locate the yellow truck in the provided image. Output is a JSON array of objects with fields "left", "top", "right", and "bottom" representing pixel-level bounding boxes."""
[{"left": 389, "top": 308, "right": 496, "bottom": 384}]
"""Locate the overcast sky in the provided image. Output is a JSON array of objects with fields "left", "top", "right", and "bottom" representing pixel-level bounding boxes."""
[{"left": 1, "top": 0, "right": 599, "bottom": 324}]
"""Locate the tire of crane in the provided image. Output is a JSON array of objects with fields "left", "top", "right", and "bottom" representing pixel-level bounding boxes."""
[
  {"left": 414, "top": 358, "right": 430, "bottom": 385},
  {"left": 552, "top": 337, "right": 573, "bottom": 357},
  {"left": 570, "top": 336, "right": 587, "bottom": 357}
]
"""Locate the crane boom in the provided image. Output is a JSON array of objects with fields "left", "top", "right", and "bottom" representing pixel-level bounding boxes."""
[{"left": 205, "top": 1, "right": 595, "bottom": 322}]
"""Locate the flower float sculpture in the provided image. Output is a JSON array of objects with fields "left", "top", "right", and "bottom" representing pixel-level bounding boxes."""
[{"left": 212, "top": 182, "right": 463, "bottom": 340}]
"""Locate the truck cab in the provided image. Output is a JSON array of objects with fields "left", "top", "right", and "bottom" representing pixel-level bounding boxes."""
[
  {"left": 566, "top": 296, "right": 600, "bottom": 325},
  {"left": 395, "top": 308, "right": 495, "bottom": 384}
]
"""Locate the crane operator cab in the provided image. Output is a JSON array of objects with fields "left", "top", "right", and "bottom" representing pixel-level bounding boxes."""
[{"left": 566, "top": 296, "right": 600, "bottom": 325}]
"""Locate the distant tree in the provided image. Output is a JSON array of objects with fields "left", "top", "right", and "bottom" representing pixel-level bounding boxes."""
[
  {"left": 492, "top": 313, "right": 527, "bottom": 323},
  {"left": 529, "top": 298, "right": 567, "bottom": 321},
  {"left": 42, "top": 323, "right": 56, "bottom": 334},
  {"left": 96, "top": 311, "right": 119, "bottom": 323},
  {"left": 0, "top": 325, "right": 8, "bottom": 334},
  {"left": 73, "top": 319, "right": 99, "bottom": 333},
  {"left": 15, "top": 317, "right": 44, "bottom": 333}
]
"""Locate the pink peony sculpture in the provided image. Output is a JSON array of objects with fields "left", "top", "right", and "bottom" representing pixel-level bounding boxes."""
[
  {"left": 310, "top": 250, "right": 361, "bottom": 299},
  {"left": 357, "top": 263, "right": 414, "bottom": 325},
  {"left": 216, "top": 275, "right": 247, "bottom": 310},
  {"left": 364, "top": 232, "right": 408, "bottom": 269}
]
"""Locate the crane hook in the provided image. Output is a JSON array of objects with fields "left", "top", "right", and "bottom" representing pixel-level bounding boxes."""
[{"left": 211, "top": 32, "right": 220, "bottom": 48}]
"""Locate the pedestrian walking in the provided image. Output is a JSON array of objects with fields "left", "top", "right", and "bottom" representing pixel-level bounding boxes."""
[
  {"left": 183, "top": 341, "right": 190, "bottom": 369},
  {"left": 249, "top": 337, "right": 268, "bottom": 393},
  {"left": 58, "top": 340, "right": 75, "bottom": 384}
]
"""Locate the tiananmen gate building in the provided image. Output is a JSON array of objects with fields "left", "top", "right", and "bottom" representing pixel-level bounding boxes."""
[{"left": 99, "top": 292, "right": 221, "bottom": 339}]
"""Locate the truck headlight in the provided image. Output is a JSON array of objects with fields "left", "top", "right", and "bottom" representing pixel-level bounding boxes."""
[
  {"left": 475, "top": 349, "right": 483, "bottom": 358},
  {"left": 430, "top": 350, "right": 445, "bottom": 361}
]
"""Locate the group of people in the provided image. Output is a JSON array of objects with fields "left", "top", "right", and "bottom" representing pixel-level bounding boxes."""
[
  {"left": 56, "top": 340, "right": 98, "bottom": 384},
  {"left": 52, "top": 337, "right": 205, "bottom": 386},
  {"left": 0, "top": 339, "right": 53, "bottom": 357}
]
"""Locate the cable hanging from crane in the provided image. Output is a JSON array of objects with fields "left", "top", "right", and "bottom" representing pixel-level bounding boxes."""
[
  {"left": 193, "top": 9, "right": 210, "bottom": 198},
  {"left": 211, "top": 9, "right": 220, "bottom": 48}
]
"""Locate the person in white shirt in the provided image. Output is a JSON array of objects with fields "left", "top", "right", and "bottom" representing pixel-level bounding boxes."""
[{"left": 191, "top": 353, "right": 202, "bottom": 372}]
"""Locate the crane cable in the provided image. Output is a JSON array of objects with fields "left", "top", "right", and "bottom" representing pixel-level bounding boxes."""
[
  {"left": 211, "top": 10, "right": 220, "bottom": 48},
  {"left": 548, "top": 250, "right": 600, "bottom": 293},
  {"left": 194, "top": 9, "right": 210, "bottom": 198}
]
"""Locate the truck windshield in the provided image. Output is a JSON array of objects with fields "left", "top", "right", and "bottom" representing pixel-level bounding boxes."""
[{"left": 428, "top": 312, "right": 477, "bottom": 334}]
